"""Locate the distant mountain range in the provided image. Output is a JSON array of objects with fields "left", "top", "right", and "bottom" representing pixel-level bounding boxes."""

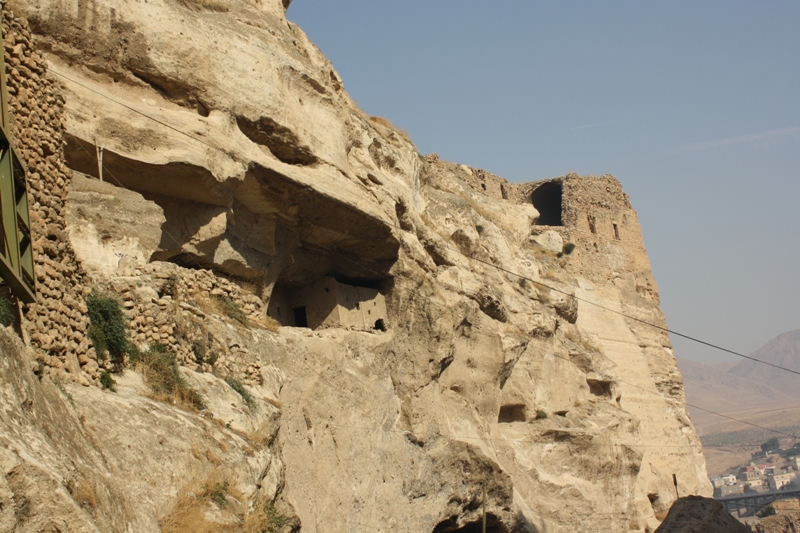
[{"left": 677, "top": 330, "right": 800, "bottom": 434}]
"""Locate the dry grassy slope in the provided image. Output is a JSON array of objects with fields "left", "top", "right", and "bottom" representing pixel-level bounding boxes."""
[
  {"left": 0, "top": 0, "right": 713, "bottom": 531},
  {"left": 678, "top": 330, "right": 800, "bottom": 435}
]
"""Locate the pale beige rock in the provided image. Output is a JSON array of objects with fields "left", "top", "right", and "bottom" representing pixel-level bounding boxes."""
[
  {"left": 654, "top": 496, "right": 751, "bottom": 533},
  {"left": 1, "top": 0, "right": 714, "bottom": 531}
]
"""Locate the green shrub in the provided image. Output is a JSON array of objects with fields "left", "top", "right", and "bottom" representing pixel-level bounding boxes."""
[
  {"left": 134, "top": 343, "right": 204, "bottom": 410},
  {"left": 535, "top": 409, "right": 548, "bottom": 420},
  {"left": 99, "top": 370, "right": 117, "bottom": 392},
  {"left": 206, "top": 480, "right": 229, "bottom": 508},
  {"left": 225, "top": 376, "right": 255, "bottom": 408},
  {"left": 518, "top": 278, "right": 527, "bottom": 288},
  {"left": 241, "top": 497, "right": 290, "bottom": 532},
  {"left": 475, "top": 224, "right": 485, "bottom": 234},
  {"left": 86, "top": 290, "right": 129, "bottom": 364},
  {"left": 261, "top": 501, "right": 289, "bottom": 532},
  {"left": 53, "top": 378, "right": 75, "bottom": 406},
  {"left": 0, "top": 296, "right": 14, "bottom": 326},
  {"left": 191, "top": 338, "right": 207, "bottom": 364},
  {"left": 214, "top": 295, "right": 249, "bottom": 327},
  {"left": 562, "top": 243, "right": 576, "bottom": 255}
]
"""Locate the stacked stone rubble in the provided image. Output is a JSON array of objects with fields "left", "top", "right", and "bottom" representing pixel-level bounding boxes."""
[
  {"left": 94, "top": 260, "right": 268, "bottom": 381},
  {"left": 2, "top": 4, "right": 99, "bottom": 386}
]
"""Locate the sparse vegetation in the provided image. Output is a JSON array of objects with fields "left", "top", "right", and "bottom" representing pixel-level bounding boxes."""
[
  {"left": 160, "top": 471, "right": 290, "bottom": 533},
  {"left": 244, "top": 499, "right": 289, "bottom": 533},
  {"left": 701, "top": 424, "right": 800, "bottom": 448},
  {"left": 65, "top": 477, "right": 97, "bottom": 509},
  {"left": 518, "top": 277, "right": 527, "bottom": 288},
  {"left": 530, "top": 229, "right": 541, "bottom": 236},
  {"left": 475, "top": 224, "right": 485, "bottom": 234},
  {"left": 132, "top": 343, "right": 204, "bottom": 410},
  {"left": 53, "top": 378, "right": 75, "bottom": 406},
  {"left": 757, "top": 504, "right": 777, "bottom": 518},
  {"left": 208, "top": 480, "right": 230, "bottom": 508},
  {"left": 214, "top": 295, "right": 249, "bottom": 327},
  {"left": 192, "top": 338, "right": 208, "bottom": 365},
  {"left": 86, "top": 290, "right": 130, "bottom": 365},
  {"left": 161, "top": 273, "right": 180, "bottom": 298},
  {"left": 99, "top": 370, "right": 117, "bottom": 392},
  {"left": 562, "top": 243, "right": 576, "bottom": 255},
  {"left": 368, "top": 115, "right": 413, "bottom": 145},
  {"left": 535, "top": 409, "right": 548, "bottom": 420},
  {"left": 0, "top": 295, "right": 14, "bottom": 326},
  {"left": 225, "top": 376, "right": 255, "bottom": 409}
]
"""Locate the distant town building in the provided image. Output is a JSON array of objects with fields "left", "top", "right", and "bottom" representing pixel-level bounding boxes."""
[
  {"left": 739, "top": 469, "right": 761, "bottom": 482},
  {"left": 769, "top": 472, "right": 796, "bottom": 491},
  {"left": 718, "top": 483, "right": 745, "bottom": 497},
  {"left": 745, "top": 479, "right": 765, "bottom": 489},
  {"left": 721, "top": 474, "right": 737, "bottom": 485}
]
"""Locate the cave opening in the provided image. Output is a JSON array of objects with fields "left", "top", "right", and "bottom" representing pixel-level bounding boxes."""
[
  {"left": 498, "top": 404, "right": 527, "bottom": 423},
  {"left": 530, "top": 181, "right": 563, "bottom": 226},
  {"left": 292, "top": 306, "right": 308, "bottom": 328}
]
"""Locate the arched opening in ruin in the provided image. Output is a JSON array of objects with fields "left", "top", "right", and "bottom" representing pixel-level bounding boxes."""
[
  {"left": 432, "top": 513, "right": 508, "bottom": 533},
  {"left": 530, "top": 181, "right": 563, "bottom": 226},
  {"left": 374, "top": 319, "right": 386, "bottom": 331},
  {"left": 498, "top": 404, "right": 526, "bottom": 423}
]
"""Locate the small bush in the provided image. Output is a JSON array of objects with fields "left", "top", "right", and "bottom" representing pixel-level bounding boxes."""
[
  {"left": 225, "top": 376, "right": 255, "bottom": 408},
  {"left": 207, "top": 480, "right": 229, "bottom": 508},
  {"left": 0, "top": 296, "right": 14, "bottom": 326},
  {"left": 214, "top": 295, "right": 249, "bottom": 327},
  {"left": 134, "top": 343, "right": 204, "bottom": 410},
  {"left": 562, "top": 243, "right": 576, "bottom": 255},
  {"left": 518, "top": 278, "right": 527, "bottom": 288},
  {"left": 99, "top": 370, "right": 117, "bottom": 392},
  {"left": 530, "top": 229, "right": 541, "bottom": 236},
  {"left": 160, "top": 273, "right": 180, "bottom": 298},
  {"left": 66, "top": 477, "right": 97, "bottom": 509},
  {"left": 475, "top": 224, "right": 485, "bottom": 234},
  {"left": 244, "top": 499, "right": 289, "bottom": 533},
  {"left": 191, "top": 338, "right": 207, "bottom": 365},
  {"left": 53, "top": 378, "right": 75, "bottom": 406},
  {"left": 86, "top": 290, "right": 129, "bottom": 364},
  {"left": 535, "top": 409, "right": 548, "bottom": 420}
]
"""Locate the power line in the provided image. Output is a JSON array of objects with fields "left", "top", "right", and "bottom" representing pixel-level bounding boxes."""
[
  {"left": 435, "top": 239, "right": 800, "bottom": 377},
  {"left": 46, "top": 64, "right": 800, "bottom": 438},
  {"left": 49, "top": 68, "right": 235, "bottom": 157},
  {"left": 48, "top": 64, "right": 800, "bottom": 378}
]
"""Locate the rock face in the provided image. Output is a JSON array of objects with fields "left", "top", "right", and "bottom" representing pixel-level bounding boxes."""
[
  {"left": 0, "top": 0, "right": 713, "bottom": 531},
  {"left": 653, "top": 496, "right": 751, "bottom": 533}
]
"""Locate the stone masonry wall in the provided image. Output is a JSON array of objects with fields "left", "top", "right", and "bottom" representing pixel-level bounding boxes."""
[
  {"left": 2, "top": 3, "right": 99, "bottom": 386},
  {"left": 2, "top": 7, "right": 278, "bottom": 389}
]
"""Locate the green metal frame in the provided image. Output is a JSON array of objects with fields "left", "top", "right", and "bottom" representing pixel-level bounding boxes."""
[{"left": 0, "top": 21, "right": 36, "bottom": 304}]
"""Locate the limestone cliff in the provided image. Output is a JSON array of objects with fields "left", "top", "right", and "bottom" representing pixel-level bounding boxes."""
[{"left": 1, "top": 0, "right": 711, "bottom": 531}]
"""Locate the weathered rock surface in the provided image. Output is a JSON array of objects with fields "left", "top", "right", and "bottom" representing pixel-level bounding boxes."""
[
  {"left": 755, "top": 513, "right": 800, "bottom": 533},
  {"left": 653, "top": 496, "right": 751, "bottom": 533},
  {"left": 0, "top": 0, "right": 714, "bottom": 531}
]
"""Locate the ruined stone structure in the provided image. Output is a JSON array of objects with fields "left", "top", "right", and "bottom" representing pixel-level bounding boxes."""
[
  {"left": 268, "top": 276, "right": 387, "bottom": 331},
  {"left": 0, "top": 0, "right": 713, "bottom": 531},
  {"left": 2, "top": 2, "right": 98, "bottom": 385}
]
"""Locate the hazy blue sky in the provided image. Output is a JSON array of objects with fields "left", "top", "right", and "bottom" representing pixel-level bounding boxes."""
[{"left": 289, "top": 1, "right": 800, "bottom": 365}]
